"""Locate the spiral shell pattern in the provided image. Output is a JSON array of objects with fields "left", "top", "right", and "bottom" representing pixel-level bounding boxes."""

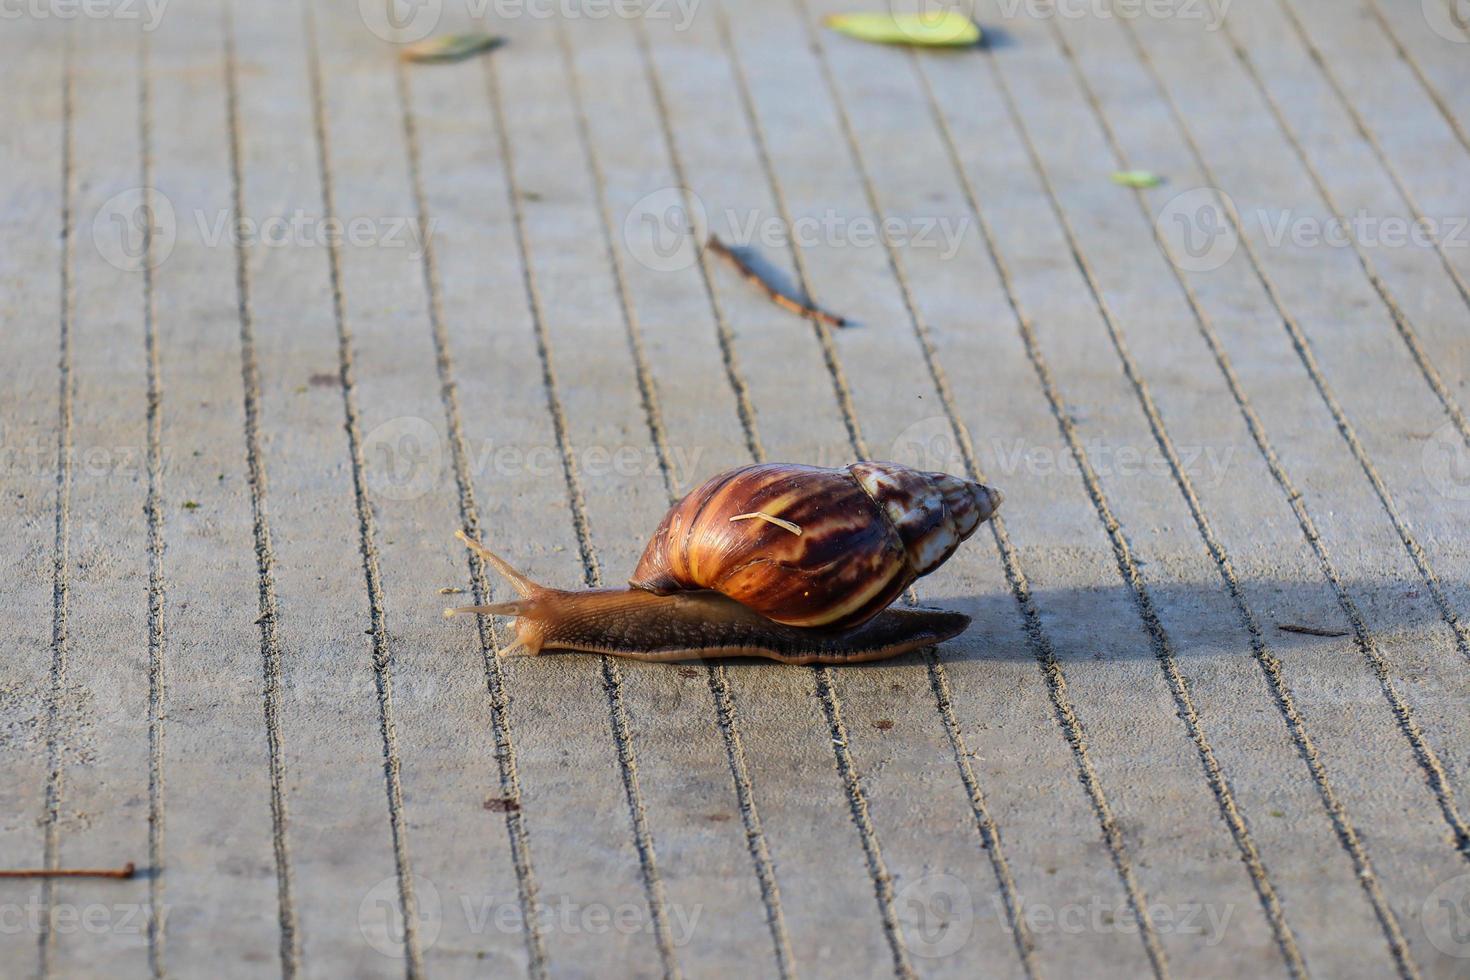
[{"left": 629, "top": 461, "right": 1003, "bottom": 629}]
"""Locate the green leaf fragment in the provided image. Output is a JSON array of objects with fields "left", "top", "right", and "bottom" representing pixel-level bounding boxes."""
[
  {"left": 1111, "top": 170, "right": 1164, "bottom": 188},
  {"left": 823, "top": 12, "right": 981, "bottom": 47}
]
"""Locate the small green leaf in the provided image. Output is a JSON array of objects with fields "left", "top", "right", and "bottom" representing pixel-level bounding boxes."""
[
  {"left": 1111, "top": 170, "right": 1164, "bottom": 188},
  {"left": 400, "top": 33, "right": 504, "bottom": 64},
  {"left": 823, "top": 12, "right": 981, "bottom": 47}
]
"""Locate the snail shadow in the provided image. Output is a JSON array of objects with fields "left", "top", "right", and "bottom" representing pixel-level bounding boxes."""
[
  {"left": 462, "top": 574, "right": 1463, "bottom": 670},
  {"left": 901, "top": 574, "right": 1467, "bottom": 668}
]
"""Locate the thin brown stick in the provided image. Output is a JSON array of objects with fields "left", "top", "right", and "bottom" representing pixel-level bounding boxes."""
[
  {"left": 0, "top": 863, "right": 136, "bottom": 880},
  {"left": 706, "top": 234, "right": 848, "bottom": 327},
  {"left": 1276, "top": 624, "right": 1351, "bottom": 638}
]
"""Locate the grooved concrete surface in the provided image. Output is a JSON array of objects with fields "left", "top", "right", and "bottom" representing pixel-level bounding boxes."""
[{"left": 2, "top": 0, "right": 1470, "bottom": 977}]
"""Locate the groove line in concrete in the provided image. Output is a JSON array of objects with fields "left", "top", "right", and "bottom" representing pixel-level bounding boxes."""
[
  {"left": 137, "top": 29, "right": 167, "bottom": 979},
  {"left": 300, "top": 4, "right": 422, "bottom": 973},
  {"left": 38, "top": 30, "right": 76, "bottom": 976},
  {"left": 220, "top": 5, "right": 302, "bottom": 973}
]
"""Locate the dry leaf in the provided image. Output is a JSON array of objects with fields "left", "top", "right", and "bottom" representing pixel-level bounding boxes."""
[
  {"left": 823, "top": 11, "right": 981, "bottom": 47},
  {"left": 706, "top": 235, "right": 848, "bottom": 327},
  {"left": 1111, "top": 170, "right": 1164, "bottom": 188},
  {"left": 1277, "top": 623, "right": 1350, "bottom": 638},
  {"left": 400, "top": 33, "right": 503, "bottom": 64}
]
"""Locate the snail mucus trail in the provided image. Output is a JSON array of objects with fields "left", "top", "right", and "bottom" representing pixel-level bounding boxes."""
[{"left": 444, "top": 462, "right": 1003, "bottom": 665}]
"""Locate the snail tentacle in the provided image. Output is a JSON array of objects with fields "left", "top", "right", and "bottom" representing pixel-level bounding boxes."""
[
  {"left": 455, "top": 529, "right": 537, "bottom": 597},
  {"left": 443, "top": 600, "right": 527, "bottom": 619}
]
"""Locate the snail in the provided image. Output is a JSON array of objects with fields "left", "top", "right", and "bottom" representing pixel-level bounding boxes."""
[{"left": 444, "top": 461, "right": 1002, "bottom": 665}]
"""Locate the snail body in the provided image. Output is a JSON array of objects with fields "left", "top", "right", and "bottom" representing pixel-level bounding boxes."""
[{"left": 446, "top": 461, "right": 1002, "bottom": 665}]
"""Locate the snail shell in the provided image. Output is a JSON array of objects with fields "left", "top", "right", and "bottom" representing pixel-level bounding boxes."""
[{"left": 629, "top": 462, "right": 1003, "bottom": 630}]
